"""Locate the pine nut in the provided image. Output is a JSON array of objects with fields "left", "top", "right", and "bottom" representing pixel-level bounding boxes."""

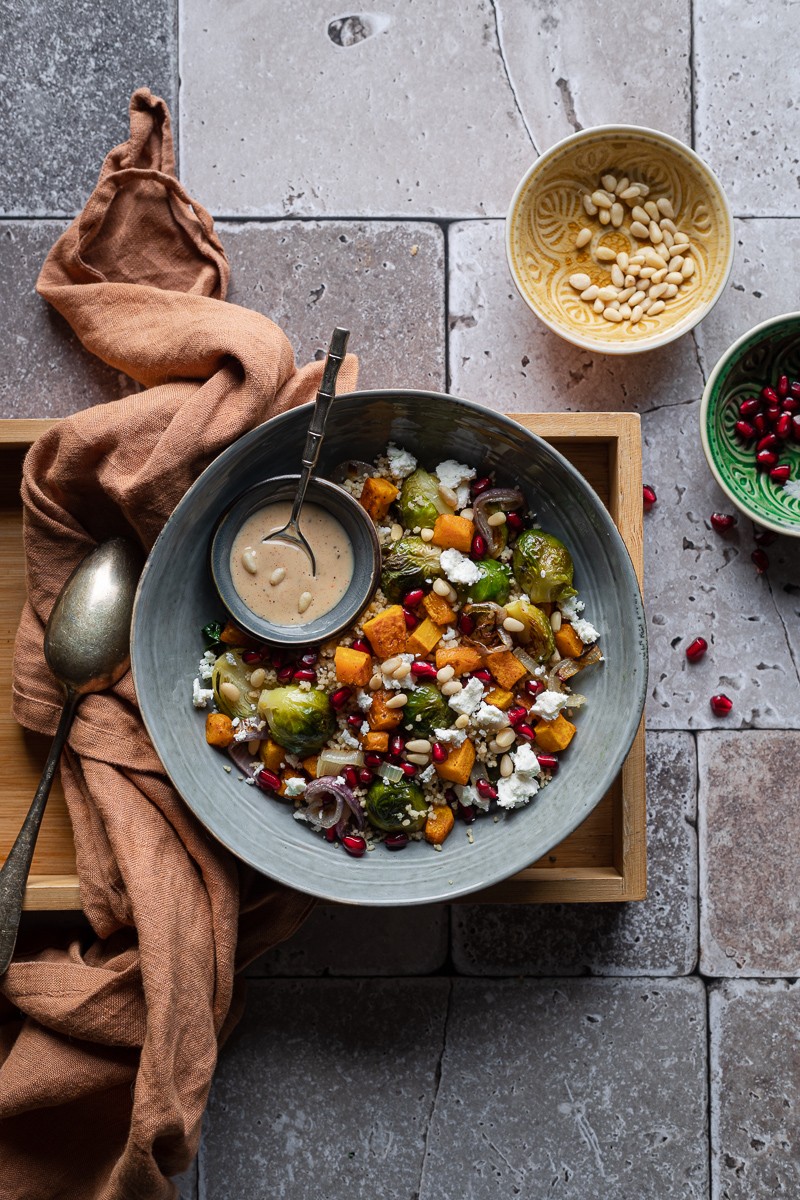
[
  {"left": 597, "top": 285, "right": 618, "bottom": 302},
  {"left": 639, "top": 266, "right": 655, "bottom": 279},
  {"left": 500, "top": 754, "right": 514, "bottom": 778},
  {"left": 675, "top": 230, "right": 690, "bottom": 244},
  {"left": 495, "top": 728, "right": 517, "bottom": 750},
  {"left": 593, "top": 298, "right": 604, "bottom": 313},
  {"left": 630, "top": 305, "right": 644, "bottom": 324},
  {"left": 392, "top": 662, "right": 412, "bottom": 680},
  {"left": 406, "top": 739, "right": 432, "bottom": 754},
  {"left": 636, "top": 183, "right": 650, "bottom": 196},
  {"left": 440, "top": 680, "right": 463, "bottom": 696},
  {"left": 649, "top": 221, "right": 663, "bottom": 244},
  {"left": 595, "top": 246, "right": 616, "bottom": 262},
  {"left": 644, "top": 200, "right": 660, "bottom": 221},
  {"left": 600, "top": 174, "right": 617, "bottom": 192},
  {"left": 651, "top": 268, "right": 667, "bottom": 284},
  {"left": 385, "top": 693, "right": 408, "bottom": 709},
  {"left": 657, "top": 197, "right": 674, "bottom": 218},
  {"left": 369, "top": 674, "right": 383, "bottom": 690},
  {"left": 390, "top": 523, "right": 403, "bottom": 540},
  {"left": 382, "top": 655, "right": 403, "bottom": 674},
  {"left": 582, "top": 194, "right": 598, "bottom": 216},
  {"left": 270, "top": 566, "right": 286, "bottom": 586},
  {"left": 619, "top": 185, "right": 641, "bottom": 202},
  {"left": 616, "top": 287, "right": 635, "bottom": 303},
  {"left": 610, "top": 202, "right": 624, "bottom": 227},
  {"left": 432, "top": 578, "right": 451, "bottom": 597},
  {"left": 248, "top": 738, "right": 261, "bottom": 756},
  {"left": 629, "top": 254, "right": 646, "bottom": 265},
  {"left": 616, "top": 251, "right": 629, "bottom": 271},
  {"left": 461, "top": 508, "right": 474, "bottom": 521},
  {"left": 580, "top": 285, "right": 599, "bottom": 301},
  {"left": 420, "top": 528, "right": 434, "bottom": 542},
  {"left": 648, "top": 300, "right": 666, "bottom": 315},
  {"left": 550, "top": 610, "right": 562, "bottom": 631},
  {"left": 619, "top": 304, "right": 632, "bottom": 319},
  {"left": 665, "top": 271, "right": 683, "bottom": 285},
  {"left": 631, "top": 205, "right": 649, "bottom": 224},
  {"left": 569, "top": 272, "right": 592, "bottom": 290},
  {"left": 671, "top": 241, "right": 690, "bottom": 256},
  {"left": 664, "top": 283, "right": 679, "bottom": 298},
  {"left": 455, "top": 713, "right": 470, "bottom": 729},
  {"left": 436, "top": 665, "right": 455, "bottom": 683},
  {"left": 649, "top": 282, "right": 668, "bottom": 300},
  {"left": 624, "top": 273, "right": 637, "bottom": 287},
  {"left": 603, "top": 307, "right": 623, "bottom": 323},
  {"left": 640, "top": 297, "right": 653, "bottom": 312},
  {"left": 668, "top": 256, "right": 685, "bottom": 271},
  {"left": 220, "top": 681, "right": 241, "bottom": 705},
  {"left": 682, "top": 258, "right": 695, "bottom": 278},
  {"left": 575, "top": 227, "right": 592, "bottom": 249},
  {"left": 241, "top": 549, "right": 258, "bottom": 575},
  {"left": 661, "top": 229, "right": 674, "bottom": 251},
  {"left": 591, "top": 190, "right": 613, "bottom": 209},
  {"left": 503, "top": 616, "right": 525, "bottom": 633},
  {"left": 660, "top": 218, "right": 677, "bottom": 234},
  {"left": 406, "top": 753, "right": 430, "bottom": 766},
  {"left": 438, "top": 483, "right": 458, "bottom": 508},
  {"left": 616, "top": 176, "right": 629, "bottom": 194},
  {"left": 249, "top": 668, "right": 266, "bottom": 689},
  {"left": 598, "top": 209, "right": 611, "bottom": 225},
  {"left": 486, "top": 511, "right": 507, "bottom": 527},
  {"left": 298, "top": 592, "right": 313, "bottom": 614},
  {"left": 610, "top": 264, "right": 625, "bottom": 288},
  {"left": 630, "top": 289, "right": 646, "bottom": 306},
  {"left": 646, "top": 252, "right": 668, "bottom": 269},
  {"left": 630, "top": 221, "right": 649, "bottom": 239}
]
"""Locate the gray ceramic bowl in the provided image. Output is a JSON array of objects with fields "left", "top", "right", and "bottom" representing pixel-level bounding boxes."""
[{"left": 131, "top": 390, "right": 647, "bottom": 906}]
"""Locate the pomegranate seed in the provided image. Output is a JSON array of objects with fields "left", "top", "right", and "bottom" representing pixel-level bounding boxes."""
[
  {"left": 761, "top": 386, "right": 779, "bottom": 406},
  {"left": 300, "top": 651, "right": 318, "bottom": 666},
  {"left": 403, "top": 588, "right": 424, "bottom": 608},
  {"left": 770, "top": 465, "right": 791, "bottom": 483},
  {"left": 782, "top": 396, "right": 800, "bottom": 413},
  {"left": 351, "top": 638, "right": 370, "bottom": 654},
  {"left": 792, "top": 415, "right": 800, "bottom": 442},
  {"left": 431, "top": 742, "right": 448, "bottom": 763},
  {"left": 776, "top": 413, "right": 792, "bottom": 440},
  {"left": 347, "top": 713, "right": 363, "bottom": 730},
  {"left": 751, "top": 548, "right": 770, "bottom": 573},
  {"left": 739, "top": 396, "right": 760, "bottom": 418},
  {"left": 325, "top": 827, "right": 338, "bottom": 842},
  {"left": 471, "top": 533, "right": 487, "bottom": 558},
  {"left": 456, "top": 803, "right": 477, "bottom": 824},
  {"left": 271, "top": 650, "right": 285, "bottom": 668},
  {"left": 399, "top": 762, "right": 417, "bottom": 778},
  {"left": 756, "top": 449, "right": 778, "bottom": 469},
  {"left": 642, "top": 484, "right": 657, "bottom": 510},
  {"left": 757, "top": 433, "right": 780, "bottom": 453},
  {"left": 778, "top": 374, "right": 789, "bottom": 397},
  {"left": 507, "top": 705, "right": 529, "bottom": 726},
  {"left": 710, "top": 511, "right": 737, "bottom": 532},
  {"left": 506, "top": 511, "right": 524, "bottom": 533},
  {"left": 709, "top": 693, "right": 733, "bottom": 717},
  {"left": 475, "top": 778, "right": 498, "bottom": 801},
  {"left": 242, "top": 649, "right": 263, "bottom": 664},
  {"left": 471, "top": 476, "right": 492, "bottom": 497},
  {"left": 343, "top": 766, "right": 359, "bottom": 790},
  {"left": 330, "top": 686, "right": 352, "bottom": 710},
  {"left": 358, "top": 768, "right": 373, "bottom": 786},
  {"left": 389, "top": 734, "right": 405, "bottom": 757},
  {"left": 766, "top": 405, "right": 782, "bottom": 426},
  {"left": 734, "top": 420, "right": 756, "bottom": 441},
  {"left": 384, "top": 833, "right": 409, "bottom": 850},
  {"left": 790, "top": 380, "right": 800, "bottom": 398},
  {"left": 515, "top": 722, "right": 536, "bottom": 741},
  {"left": 524, "top": 679, "right": 545, "bottom": 698},
  {"left": 753, "top": 527, "right": 776, "bottom": 547},
  {"left": 342, "top": 834, "right": 366, "bottom": 857},
  {"left": 410, "top": 660, "right": 437, "bottom": 679},
  {"left": 752, "top": 412, "right": 767, "bottom": 435},
  {"left": 458, "top": 612, "right": 475, "bottom": 635},
  {"left": 403, "top": 608, "right": 419, "bottom": 630},
  {"left": 685, "top": 636, "right": 708, "bottom": 663},
  {"left": 293, "top": 668, "right": 316, "bottom": 683},
  {"left": 471, "top": 668, "right": 493, "bottom": 684},
  {"left": 255, "top": 768, "right": 281, "bottom": 793},
  {"left": 277, "top": 665, "right": 295, "bottom": 683},
  {"left": 536, "top": 753, "right": 559, "bottom": 773},
  {"left": 364, "top": 752, "right": 383, "bottom": 768}
]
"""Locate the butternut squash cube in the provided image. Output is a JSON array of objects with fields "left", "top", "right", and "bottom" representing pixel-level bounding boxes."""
[
  {"left": 424, "top": 805, "right": 455, "bottom": 845},
  {"left": 302, "top": 755, "right": 319, "bottom": 778},
  {"left": 484, "top": 686, "right": 514, "bottom": 710},
  {"left": 334, "top": 645, "right": 373, "bottom": 687},
  {"left": 363, "top": 605, "right": 408, "bottom": 658},
  {"left": 205, "top": 712, "right": 235, "bottom": 748},
  {"left": 259, "top": 737, "right": 287, "bottom": 771},
  {"left": 362, "top": 730, "right": 389, "bottom": 753},
  {"left": 219, "top": 620, "right": 262, "bottom": 650},
  {"left": 487, "top": 650, "right": 527, "bottom": 690},
  {"left": 406, "top": 617, "right": 444, "bottom": 657},
  {"left": 434, "top": 738, "right": 476, "bottom": 786},
  {"left": 534, "top": 713, "right": 576, "bottom": 752},
  {"left": 431, "top": 514, "right": 475, "bottom": 554},
  {"left": 435, "top": 645, "right": 484, "bottom": 676},
  {"left": 421, "top": 590, "right": 457, "bottom": 626},
  {"left": 368, "top": 689, "right": 404, "bottom": 732},
  {"left": 554, "top": 623, "right": 585, "bottom": 659},
  {"left": 359, "top": 475, "right": 399, "bottom": 522},
  {"left": 278, "top": 768, "right": 307, "bottom": 797}
]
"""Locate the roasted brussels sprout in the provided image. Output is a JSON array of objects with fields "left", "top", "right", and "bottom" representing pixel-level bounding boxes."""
[
  {"left": 381, "top": 536, "right": 443, "bottom": 602},
  {"left": 463, "top": 559, "right": 511, "bottom": 604},
  {"left": 365, "top": 779, "right": 428, "bottom": 833},
  {"left": 402, "top": 683, "right": 453, "bottom": 736},
  {"left": 398, "top": 467, "right": 450, "bottom": 529},
  {"left": 461, "top": 602, "right": 509, "bottom": 654},
  {"left": 212, "top": 649, "right": 260, "bottom": 720},
  {"left": 504, "top": 598, "right": 556, "bottom": 662},
  {"left": 512, "top": 530, "right": 576, "bottom": 604},
  {"left": 257, "top": 686, "right": 336, "bottom": 756}
]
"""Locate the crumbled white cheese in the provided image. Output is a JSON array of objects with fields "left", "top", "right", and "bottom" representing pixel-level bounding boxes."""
[
  {"left": 559, "top": 595, "right": 585, "bottom": 621},
  {"left": 496, "top": 773, "right": 539, "bottom": 810},
  {"left": 283, "top": 777, "right": 307, "bottom": 798},
  {"left": 440, "top": 548, "right": 482, "bottom": 586},
  {"left": 360, "top": 721, "right": 370, "bottom": 735},
  {"left": 529, "top": 689, "right": 572, "bottom": 721},
  {"left": 570, "top": 617, "right": 599, "bottom": 644},
  {"left": 436, "top": 459, "right": 476, "bottom": 508},
  {"left": 386, "top": 443, "right": 417, "bottom": 478},
  {"left": 441, "top": 626, "right": 458, "bottom": 643},
  {"left": 356, "top": 690, "right": 374, "bottom": 712},
  {"left": 512, "top": 743, "right": 542, "bottom": 777},
  {"left": 418, "top": 764, "right": 436, "bottom": 783},
  {"left": 455, "top": 781, "right": 490, "bottom": 812},
  {"left": 380, "top": 652, "right": 417, "bottom": 690},
  {"left": 192, "top": 678, "right": 214, "bottom": 708},
  {"left": 447, "top": 676, "right": 485, "bottom": 716},
  {"left": 473, "top": 702, "right": 510, "bottom": 732},
  {"left": 198, "top": 650, "right": 216, "bottom": 681},
  {"left": 339, "top": 729, "right": 361, "bottom": 749},
  {"left": 434, "top": 726, "right": 468, "bottom": 746}
]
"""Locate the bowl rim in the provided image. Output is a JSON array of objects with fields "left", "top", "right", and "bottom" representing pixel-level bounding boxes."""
[
  {"left": 504, "top": 122, "right": 735, "bottom": 355},
  {"left": 131, "top": 387, "right": 649, "bottom": 905},
  {"left": 699, "top": 309, "right": 800, "bottom": 537}
]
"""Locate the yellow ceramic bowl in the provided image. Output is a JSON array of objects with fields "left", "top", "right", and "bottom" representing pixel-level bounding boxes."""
[{"left": 506, "top": 125, "right": 734, "bottom": 354}]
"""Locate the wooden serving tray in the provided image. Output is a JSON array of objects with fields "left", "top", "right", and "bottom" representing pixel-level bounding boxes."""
[{"left": 1, "top": 414, "right": 645, "bottom": 909}]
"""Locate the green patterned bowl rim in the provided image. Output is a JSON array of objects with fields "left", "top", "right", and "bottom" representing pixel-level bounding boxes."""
[
  {"left": 700, "top": 311, "right": 800, "bottom": 536},
  {"left": 505, "top": 123, "right": 734, "bottom": 355}
]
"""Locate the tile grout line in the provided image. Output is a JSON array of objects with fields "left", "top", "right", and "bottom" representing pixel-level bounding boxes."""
[
  {"left": 414, "top": 977, "right": 453, "bottom": 1200},
  {"left": 0, "top": 212, "right": 796, "bottom": 223},
  {"left": 689, "top": 0, "right": 697, "bottom": 151}
]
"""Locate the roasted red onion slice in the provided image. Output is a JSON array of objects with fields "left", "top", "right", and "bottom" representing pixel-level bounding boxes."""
[
  {"left": 227, "top": 741, "right": 260, "bottom": 776},
  {"left": 472, "top": 487, "right": 524, "bottom": 556},
  {"left": 303, "top": 776, "right": 362, "bottom": 831}
]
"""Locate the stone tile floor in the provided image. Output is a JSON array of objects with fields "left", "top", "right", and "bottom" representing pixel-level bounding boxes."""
[{"left": 3, "top": 1, "right": 799, "bottom": 1197}]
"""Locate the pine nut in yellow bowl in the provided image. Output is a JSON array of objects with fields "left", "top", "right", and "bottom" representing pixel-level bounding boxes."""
[{"left": 506, "top": 125, "right": 734, "bottom": 354}]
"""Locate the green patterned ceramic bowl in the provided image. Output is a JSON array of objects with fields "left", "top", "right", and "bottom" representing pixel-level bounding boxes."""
[
  {"left": 506, "top": 125, "right": 733, "bottom": 354},
  {"left": 701, "top": 313, "right": 800, "bottom": 536}
]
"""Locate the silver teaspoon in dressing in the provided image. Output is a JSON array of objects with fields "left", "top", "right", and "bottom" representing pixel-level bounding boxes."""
[{"left": 0, "top": 537, "right": 144, "bottom": 974}]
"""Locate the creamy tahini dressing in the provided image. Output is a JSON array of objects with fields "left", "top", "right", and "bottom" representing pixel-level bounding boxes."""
[{"left": 230, "top": 501, "right": 354, "bottom": 626}]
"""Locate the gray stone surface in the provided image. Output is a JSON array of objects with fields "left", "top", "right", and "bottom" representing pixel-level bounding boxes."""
[
  {"left": 170, "top": 1158, "right": 197, "bottom": 1200},
  {"left": 202, "top": 979, "right": 450, "bottom": 1199},
  {"left": 452, "top": 732, "right": 698, "bottom": 976},
  {"left": 221, "top": 221, "right": 445, "bottom": 391},
  {"left": 699, "top": 731, "right": 800, "bottom": 976},
  {"left": 0, "top": 222, "right": 137, "bottom": 418},
  {"left": 0, "top": 0, "right": 177, "bottom": 215},
  {"left": 180, "top": 0, "right": 534, "bottom": 218},
  {"left": 710, "top": 980, "right": 800, "bottom": 1200},
  {"left": 695, "top": 0, "right": 800, "bottom": 217},
  {"left": 246, "top": 903, "right": 449, "bottom": 977},
  {"left": 421, "top": 978, "right": 708, "bottom": 1199},
  {"left": 447, "top": 219, "right": 705, "bottom": 413}
]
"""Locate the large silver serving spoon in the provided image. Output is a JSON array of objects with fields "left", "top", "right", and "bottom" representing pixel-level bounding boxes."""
[
  {"left": 0, "top": 537, "right": 144, "bottom": 974},
  {"left": 261, "top": 326, "right": 350, "bottom": 575}
]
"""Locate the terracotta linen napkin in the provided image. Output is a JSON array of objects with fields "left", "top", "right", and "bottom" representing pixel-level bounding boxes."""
[{"left": 0, "top": 89, "right": 358, "bottom": 1199}]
